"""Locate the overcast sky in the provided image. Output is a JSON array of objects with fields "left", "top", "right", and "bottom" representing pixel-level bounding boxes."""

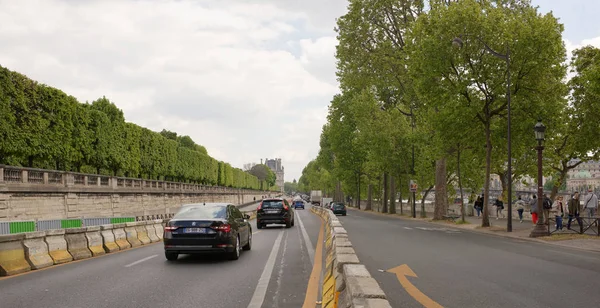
[{"left": 0, "top": 0, "right": 598, "bottom": 183}]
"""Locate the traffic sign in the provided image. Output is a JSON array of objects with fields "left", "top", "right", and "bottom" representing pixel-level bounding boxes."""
[{"left": 409, "top": 180, "right": 418, "bottom": 193}]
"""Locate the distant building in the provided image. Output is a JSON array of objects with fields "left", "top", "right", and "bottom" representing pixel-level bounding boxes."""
[
  {"left": 265, "top": 158, "right": 284, "bottom": 192},
  {"left": 566, "top": 160, "right": 600, "bottom": 193}
]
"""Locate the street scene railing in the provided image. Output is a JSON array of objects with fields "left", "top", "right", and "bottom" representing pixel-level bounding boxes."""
[{"left": 0, "top": 164, "right": 270, "bottom": 194}]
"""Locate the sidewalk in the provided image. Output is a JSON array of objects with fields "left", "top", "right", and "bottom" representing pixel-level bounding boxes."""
[{"left": 347, "top": 206, "right": 600, "bottom": 253}]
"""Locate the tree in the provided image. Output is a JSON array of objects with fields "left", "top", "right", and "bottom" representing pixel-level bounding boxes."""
[{"left": 408, "top": 0, "right": 567, "bottom": 226}]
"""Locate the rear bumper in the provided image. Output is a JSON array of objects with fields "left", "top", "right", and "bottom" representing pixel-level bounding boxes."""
[
  {"left": 257, "top": 217, "right": 290, "bottom": 224},
  {"left": 333, "top": 210, "right": 346, "bottom": 215},
  {"left": 164, "top": 240, "right": 235, "bottom": 253}
]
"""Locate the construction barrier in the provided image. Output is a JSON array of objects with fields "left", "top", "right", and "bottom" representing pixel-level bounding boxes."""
[
  {"left": 65, "top": 227, "right": 92, "bottom": 260},
  {"left": 23, "top": 231, "right": 54, "bottom": 270},
  {"left": 100, "top": 224, "right": 120, "bottom": 253},
  {"left": 0, "top": 233, "right": 31, "bottom": 276},
  {"left": 45, "top": 229, "right": 73, "bottom": 264}
]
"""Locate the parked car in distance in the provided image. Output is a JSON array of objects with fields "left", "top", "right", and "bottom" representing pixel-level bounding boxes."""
[
  {"left": 293, "top": 200, "right": 305, "bottom": 209},
  {"left": 256, "top": 198, "right": 295, "bottom": 229},
  {"left": 163, "top": 203, "right": 252, "bottom": 261},
  {"left": 331, "top": 202, "right": 347, "bottom": 216}
]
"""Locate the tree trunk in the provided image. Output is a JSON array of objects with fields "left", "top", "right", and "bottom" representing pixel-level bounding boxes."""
[
  {"left": 357, "top": 174, "right": 361, "bottom": 210},
  {"left": 457, "top": 145, "right": 465, "bottom": 223},
  {"left": 389, "top": 175, "right": 396, "bottom": 214},
  {"left": 382, "top": 172, "right": 389, "bottom": 213},
  {"left": 482, "top": 127, "right": 492, "bottom": 227},
  {"left": 422, "top": 185, "right": 434, "bottom": 218},
  {"left": 551, "top": 166, "right": 569, "bottom": 200},
  {"left": 434, "top": 158, "right": 447, "bottom": 220},
  {"left": 366, "top": 184, "right": 373, "bottom": 211},
  {"left": 28, "top": 156, "right": 34, "bottom": 168},
  {"left": 398, "top": 178, "right": 403, "bottom": 215}
]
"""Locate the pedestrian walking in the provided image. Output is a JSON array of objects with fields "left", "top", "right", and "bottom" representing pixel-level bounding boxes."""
[
  {"left": 495, "top": 197, "right": 504, "bottom": 219},
  {"left": 515, "top": 196, "right": 526, "bottom": 223},
  {"left": 552, "top": 195, "right": 565, "bottom": 231},
  {"left": 582, "top": 189, "right": 598, "bottom": 219},
  {"left": 567, "top": 192, "right": 583, "bottom": 233},
  {"left": 474, "top": 196, "right": 483, "bottom": 217},
  {"left": 530, "top": 195, "right": 538, "bottom": 225}
]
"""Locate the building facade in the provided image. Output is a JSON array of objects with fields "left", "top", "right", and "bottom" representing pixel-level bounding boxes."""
[
  {"left": 566, "top": 160, "right": 600, "bottom": 193},
  {"left": 265, "top": 158, "right": 284, "bottom": 192}
]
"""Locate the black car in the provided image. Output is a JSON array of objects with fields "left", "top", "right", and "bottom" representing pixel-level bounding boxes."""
[
  {"left": 256, "top": 198, "right": 295, "bottom": 229},
  {"left": 163, "top": 203, "right": 252, "bottom": 261},
  {"left": 332, "top": 203, "right": 347, "bottom": 216}
]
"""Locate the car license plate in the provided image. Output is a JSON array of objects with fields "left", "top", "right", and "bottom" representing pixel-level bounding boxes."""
[
  {"left": 184, "top": 228, "right": 206, "bottom": 233},
  {"left": 265, "top": 210, "right": 279, "bottom": 214}
]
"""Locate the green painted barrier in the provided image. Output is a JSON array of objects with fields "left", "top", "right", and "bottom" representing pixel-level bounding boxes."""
[
  {"left": 61, "top": 219, "right": 82, "bottom": 229},
  {"left": 110, "top": 217, "right": 135, "bottom": 224},
  {"left": 9, "top": 221, "right": 36, "bottom": 234}
]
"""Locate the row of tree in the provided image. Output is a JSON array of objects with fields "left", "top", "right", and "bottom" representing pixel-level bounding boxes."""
[
  {"left": 298, "top": 0, "right": 600, "bottom": 226},
  {"left": 0, "top": 65, "right": 278, "bottom": 190}
]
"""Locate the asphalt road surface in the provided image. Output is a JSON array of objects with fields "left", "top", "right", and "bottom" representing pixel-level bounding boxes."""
[
  {"left": 0, "top": 204, "right": 322, "bottom": 308},
  {"left": 339, "top": 208, "right": 600, "bottom": 308}
]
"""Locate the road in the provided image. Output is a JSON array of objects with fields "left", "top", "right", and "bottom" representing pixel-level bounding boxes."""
[
  {"left": 339, "top": 208, "right": 600, "bottom": 308},
  {"left": 0, "top": 204, "right": 322, "bottom": 308}
]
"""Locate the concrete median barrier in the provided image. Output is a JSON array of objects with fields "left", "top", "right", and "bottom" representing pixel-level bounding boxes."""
[
  {"left": 145, "top": 222, "right": 159, "bottom": 242},
  {"left": 0, "top": 233, "right": 31, "bottom": 276},
  {"left": 112, "top": 223, "right": 131, "bottom": 250},
  {"left": 311, "top": 206, "right": 392, "bottom": 308},
  {"left": 85, "top": 226, "right": 105, "bottom": 257},
  {"left": 45, "top": 229, "right": 72, "bottom": 264},
  {"left": 99, "top": 224, "right": 119, "bottom": 253},
  {"left": 124, "top": 222, "right": 142, "bottom": 247},
  {"left": 135, "top": 222, "right": 151, "bottom": 245},
  {"left": 23, "top": 231, "right": 54, "bottom": 270},
  {"left": 65, "top": 228, "right": 92, "bottom": 260},
  {"left": 153, "top": 220, "right": 164, "bottom": 240}
]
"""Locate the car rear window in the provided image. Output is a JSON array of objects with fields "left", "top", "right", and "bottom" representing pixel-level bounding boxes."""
[
  {"left": 294, "top": 201, "right": 303, "bottom": 205},
  {"left": 334, "top": 204, "right": 345, "bottom": 209},
  {"left": 262, "top": 200, "right": 284, "bottom": 208},
  {"left": 173, "top": 206, "right": 227, "bottom": 219}
]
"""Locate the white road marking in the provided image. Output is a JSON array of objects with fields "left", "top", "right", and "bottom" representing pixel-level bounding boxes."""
[
  {"left": 124, "top": 254, "right": 158, "bottom": 267},
  {"left": 403, "top": 227, "right": 413, "bottom": 230},
  {"left": 296, "top": 210, "right": 315, "bottom": 265},
  {"left": 247, "top": 230, "right": 284, "bottom": 308}
]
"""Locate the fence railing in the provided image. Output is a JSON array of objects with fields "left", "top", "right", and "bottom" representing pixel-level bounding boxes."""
[
  {"left": 0, "top": 164, "right": 274, "bottom": 194},
  {"left": 0, "top": 216, "right": 138, "bottom": 235}
]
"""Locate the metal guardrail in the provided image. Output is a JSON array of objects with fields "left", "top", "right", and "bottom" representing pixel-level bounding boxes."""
[{"left": 0, "top": 217, "right": 137, "bottom": 235}]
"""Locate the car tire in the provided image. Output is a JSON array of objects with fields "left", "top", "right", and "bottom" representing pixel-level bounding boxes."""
[
  {"left": 256, "top": 222, "right": 262, "bottom": 229},
  {"left": 343, "top": 213, "right": 347, "bottom": 216},
  {"left": 285, "top": 220, "right": 291, "bottom": 228},
  {"left": 243, "top": 231, "right": 252, "bottom": 251},
  {"left": 291, "top": 218, "right": 295, "bottom": 226},
  {"left": 165, "top": 252, "right": 178, "bottom": 261},
  {"left": 229, "top": 236, "right": 240, "bottom": 260}
]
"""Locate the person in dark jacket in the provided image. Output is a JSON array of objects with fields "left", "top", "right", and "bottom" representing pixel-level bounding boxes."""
[{"left": 567, "top": 192, "right": 583, "bottom": 233}]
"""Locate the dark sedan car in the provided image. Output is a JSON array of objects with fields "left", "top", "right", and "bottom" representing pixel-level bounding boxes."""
[
  {"left": 332, "top": 203, "right": 347, "bottom": 216},
  {"left": 256, "top": 198, "right": 295, "bottom": 229},
  {"left": 163, "top": 203, "right": 252, "bottom": 261}
]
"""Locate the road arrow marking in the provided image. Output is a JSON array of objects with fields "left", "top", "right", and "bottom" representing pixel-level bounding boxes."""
[{"left": 387, "top": 264, "right": 443, "bottom": 308}]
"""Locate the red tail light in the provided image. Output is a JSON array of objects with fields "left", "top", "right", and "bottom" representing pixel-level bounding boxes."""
[
  {"left": 257, "top": 202, "right": 263, "bottom": 210},
  {"left": 283, "top": 204, "right": 289, "bottom": 211},
  {"left": 164, "top": 226, "right": 178, "bottom": 232},
  {"left": 211, "top": 223, "right": 231, "bottom": 233}
]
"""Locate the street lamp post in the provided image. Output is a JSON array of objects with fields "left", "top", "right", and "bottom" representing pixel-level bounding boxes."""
[
  {"left": 452, "top": 35, "right": 513, "bottom": 232},
  {"left": 530, "top": 119, "right": 549, "bottom": 238}
]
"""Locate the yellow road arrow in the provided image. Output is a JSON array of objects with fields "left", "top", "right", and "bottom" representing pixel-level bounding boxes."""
[{"left": 387, "top": 264, "right": 443, "bottom": 308}]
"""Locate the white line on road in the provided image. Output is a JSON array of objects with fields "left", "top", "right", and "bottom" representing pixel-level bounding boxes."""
[
  {"left": 296, "top": 210, "right": 315, "bottom": 266},
  {"left": 247, "top": 230, "right": 284, "bottom": 308},
  {"left": 124, "top": 254, "right": 158, "bottom": 267},
  {"left": 403, "top": 227, "right": 413, "bottom": 230}
]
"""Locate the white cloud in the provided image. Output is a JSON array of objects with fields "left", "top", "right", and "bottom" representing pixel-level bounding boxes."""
[{"left": 0, "top": 0, "right": 347, "bottom": 182}]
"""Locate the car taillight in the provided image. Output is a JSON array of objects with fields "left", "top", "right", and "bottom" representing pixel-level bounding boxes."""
[
  {"left": 211, "top": 224, "right": 231, "bottom": 233},
  {"left": 283, "top": 204, "right": 289, "bottom": 210},
  {"left": 257, "top": 202, "right": 263, "bottom": 210},
  {"left": 164, "top": 226, "right": 178, "bottom": 232}
]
